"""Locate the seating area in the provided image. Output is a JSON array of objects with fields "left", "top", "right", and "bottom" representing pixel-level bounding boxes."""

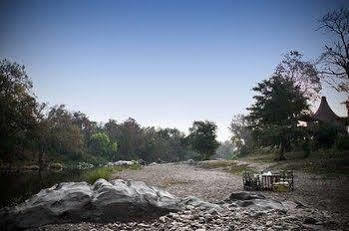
[{"left": 243, "top": 170, "right": 294, "bottom": 192}]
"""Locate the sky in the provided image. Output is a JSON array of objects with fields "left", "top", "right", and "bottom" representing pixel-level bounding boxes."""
[{"left": 1, "top": 0, "right": 348, "bottom": 141}]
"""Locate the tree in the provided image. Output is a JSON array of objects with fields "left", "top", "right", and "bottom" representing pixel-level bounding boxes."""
[
  {"left": 89, "top": 132, "right": 117, "bottom": 161},
  {"left": 317, "top": 8, "right": 349, "bottom": 93},
  {"left": 276, "top": 50, "right": 321, "bottom": 101},
  {"left": 229, "top": 114, "right": 254, "bottom": 155},
  {"left": 0, "top": 59, "right": 39, "bottom": 161},
  {"left": 214, "top": 141, "right": 235, "bottom": 159},
  {"left": 247, "top": 75, "right": 309, "bottom": 160},
  {"left": 188, "top": 120, "right": 219, "bottom": 160},
  {"left": 105, "top": 118, "right": 143, "bottom": 160}
]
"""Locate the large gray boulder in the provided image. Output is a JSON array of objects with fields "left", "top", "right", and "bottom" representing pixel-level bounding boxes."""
[{"left": 0, "top": 179, "right": 218, "bottom": 230}]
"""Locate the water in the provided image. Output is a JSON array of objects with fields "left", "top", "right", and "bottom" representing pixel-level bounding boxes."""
[{"left": 0, "top": 169, "right": 88, "bottom": 208}]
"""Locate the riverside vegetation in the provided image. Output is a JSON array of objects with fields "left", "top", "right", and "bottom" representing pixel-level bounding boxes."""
[{"left": 0, "top": 7, "right": 349, "bottom": 231}]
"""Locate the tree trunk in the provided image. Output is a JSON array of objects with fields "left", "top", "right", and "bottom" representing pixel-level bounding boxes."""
[
  {"left": 275, "top": 141, "right": 287, "bottom": 161},
  {"left": 38, "top": 144, "right": 46, "bottom": 170}
]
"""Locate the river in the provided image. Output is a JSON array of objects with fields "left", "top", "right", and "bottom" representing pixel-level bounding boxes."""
[{"left": 0, "top": 169, "right": 89, "bottom": 208}]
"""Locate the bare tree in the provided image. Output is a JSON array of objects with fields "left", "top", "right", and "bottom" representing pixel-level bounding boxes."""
[
  {"left": 276, "top": 50, "right": 321, "bottom": 101},
  {"left": 317, "top": 8, "right": 349, "bottom": 93}
]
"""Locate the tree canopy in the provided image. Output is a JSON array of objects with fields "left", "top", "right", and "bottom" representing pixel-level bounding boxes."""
[
  {"left": 188, "top": 120, "right": 219, "bottom": 160},
  {"left": 247, "top": 75, "right": 309, "bottom": 160}
]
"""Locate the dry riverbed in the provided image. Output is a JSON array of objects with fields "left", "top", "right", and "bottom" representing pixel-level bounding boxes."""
[
  {"left": 38, "top": 160, "right": 348, "bottom": 230},
  {"left": 115, "top": 161, "right": 349, "bottom": 227}
]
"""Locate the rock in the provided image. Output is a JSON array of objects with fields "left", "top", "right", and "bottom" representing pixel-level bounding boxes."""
[
  {"left": 49, "top": 162, "right": 64, "bottom": 170},
  {"left": 0, "top": 179, "right": 218, "bottom": 230},
  {"left": 226, "top": 191, "right": 285, "bottom": 211},
  {"left": 185, "top": 159, "right": 195, "bottom": 165},
  {"left": 76, "top": 162, "right": 94, "bottom": 170},
  {"left": 159, "top": 216, "right": 167, "bottom": 223},
  {"left": 303, "top": 216, "right": 318, "bottom": 224},
  {"left": 233, "top": 198, "right": 285, "bottom": 211},
  {"left": 105, "top": 160, "right": 136, "bottom": 167},
  {"left": 23, "top": 164, "right": 40, "bottom": 171},
  {"left": 178, "top": 196, "right": 221, "bottom": 211},
  {"left": 228, "top": 191, "right": 265, "bottom": 201},
  {"left": 137, "top": 159, "right": 146, "bottom": 166}
]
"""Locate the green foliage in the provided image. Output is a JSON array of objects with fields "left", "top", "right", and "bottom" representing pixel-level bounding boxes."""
[
  {"left": 335, "top": 135, "right": 349, "bottom": 150},
  {"left": 0, "top": 59, "right": 39, "bottom": 161},
  {"left": 188, "top": 120, "right": 219, "bottom": 160},
  {"left": 312, "top": 123, "right": 340, "bottom": 149},
  {"left": 89, "top": 132, "right": 117, "bottom": 160},
  {"left": 83, "top": 167, "right": 115, "bottom": 184},
  {"left": 247, "top": 75, "right": 310, "bottom": 160},
  {"left": 83, "top": 164, "right": 141, "bottom": 184},
  {"left": 104, "top": 118, "right": 191, "bottom": 163}
]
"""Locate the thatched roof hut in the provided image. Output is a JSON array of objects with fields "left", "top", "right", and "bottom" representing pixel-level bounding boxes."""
[
  {"left": 308, "top": 96, "right": 348, "bottom": 130},
  {"left": 313, "top": 97, "right": 341, "bottom": 123}
]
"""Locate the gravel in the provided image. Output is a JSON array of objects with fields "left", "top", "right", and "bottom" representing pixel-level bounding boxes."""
[
  {"left": 116, "top": 163, "right": 241, "bottom": 202},
  {"left": 33, "top": 161, "right": 349, "bottom": 230},
  {"left": 115, "top": 162, "right": 349, "bottom": 227}
]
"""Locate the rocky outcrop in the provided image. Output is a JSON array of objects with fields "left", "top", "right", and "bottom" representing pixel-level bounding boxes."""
[{"left": 0, "top": 179, "right": 218, "bottom": 230}]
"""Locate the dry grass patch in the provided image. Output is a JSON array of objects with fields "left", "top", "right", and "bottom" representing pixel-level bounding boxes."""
[{"left": 198, "top": 160, "right": 256, "bottom": 175}]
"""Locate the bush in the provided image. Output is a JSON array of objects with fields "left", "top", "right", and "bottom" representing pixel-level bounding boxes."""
[
  {"left": 313, "top": 123, "right": 340, "bottom": 149},
  {"left": 84, "top": 167, "right": 115, "bottom": 184},
  {"left": 83, "top": 164, "right": 141, "bottom": 184},
  {"left": 336, "top": 135, "right": 349, "bottom": 150}
]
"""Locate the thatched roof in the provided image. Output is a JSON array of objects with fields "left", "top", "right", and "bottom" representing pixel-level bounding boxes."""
[{"left": 313, "top": 96, "right": 341, "bottom": 123}]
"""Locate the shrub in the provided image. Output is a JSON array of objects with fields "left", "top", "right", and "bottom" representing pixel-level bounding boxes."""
[
  {"left": 336, "top": 135, "right": 349, "bottom": 150},
  {"left": 83, "top": 164, "right": 141, "bottom": 184},
  {"left": 313, "top": 123, "right": 339, "bottom": 149},
  {"left": 84, "top": 167, "right": 115, "bottom": 184}
]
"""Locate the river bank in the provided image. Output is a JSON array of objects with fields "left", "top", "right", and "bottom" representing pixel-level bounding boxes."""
[{"left": 1, "top": 160, "right": 348, "bottom": 230}]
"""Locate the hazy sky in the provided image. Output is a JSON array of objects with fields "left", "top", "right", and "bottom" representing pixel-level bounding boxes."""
[{"left": 1, "top": 0, "right": 348, "bottom": 141}]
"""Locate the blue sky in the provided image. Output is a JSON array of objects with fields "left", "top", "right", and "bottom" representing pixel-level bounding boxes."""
[{"left": 1, "top": 0, "right": 348, "bottom": 141}]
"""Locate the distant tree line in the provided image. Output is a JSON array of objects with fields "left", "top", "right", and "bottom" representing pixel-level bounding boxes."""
[
  {"left": 0, "top": 61, "right": 220, "bottom": 167},
  {"left": 230, "top": 8, "right": 349, "bottom": 160}
]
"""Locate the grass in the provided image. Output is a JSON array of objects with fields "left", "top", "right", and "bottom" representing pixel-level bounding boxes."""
[
  {"left": 198, "top": 160, "right": 257, "bottom": 175},
  {"left": 240, "top": 149, "right": 349, "bottom": 176},
  {"left": 83, "top": 163, "right": 141, "bottom": 184}
]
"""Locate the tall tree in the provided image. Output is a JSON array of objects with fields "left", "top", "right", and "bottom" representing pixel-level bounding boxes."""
[
  {"left": 0, "top": 59, "right": 39, "bottom": 161},
  {"left": 247, "top": 75, "right": 309, "bottom": 160},
  {"left": 229, "top": 114, "right": 254, "bottom": 155},
  {"left": 188, "top": 120, "right": 219, "bottom": 160},
  {"left": 317, "top": 8, "right": 349, "bottom": 93},
  {"left": 44, "top": 105, "right": 84, "bottom": 158}
]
